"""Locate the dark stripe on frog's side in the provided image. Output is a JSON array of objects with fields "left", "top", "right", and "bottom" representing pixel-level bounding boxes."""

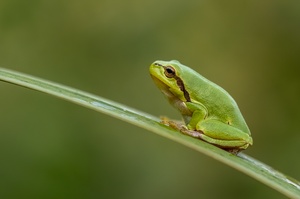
[{"left": 173, "top": 76, "right": 191, "bottom": 102}]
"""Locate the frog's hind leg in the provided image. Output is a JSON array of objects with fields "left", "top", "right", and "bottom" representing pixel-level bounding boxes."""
[
  {"left": 179, "top": 126, "right": 247, "bottom": 154},
  {"left": 196, "top": 119, "right": 252, "bottom": 151}
]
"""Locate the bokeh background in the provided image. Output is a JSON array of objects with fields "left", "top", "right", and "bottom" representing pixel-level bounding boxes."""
[{"left": 0, "top": 0, "right": 300, "bottom": 198}]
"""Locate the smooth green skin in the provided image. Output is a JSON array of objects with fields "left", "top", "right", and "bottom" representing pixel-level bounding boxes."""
[{"left": 149, "top": 60, "right": 253, "bottom": 151}]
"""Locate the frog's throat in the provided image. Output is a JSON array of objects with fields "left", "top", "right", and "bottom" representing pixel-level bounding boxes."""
[
  {"left": 150, "top": 74, "right": 191, "bottom": 103},
  {"left": 150, "top": 75, "right": 192, "bottom": 116}
]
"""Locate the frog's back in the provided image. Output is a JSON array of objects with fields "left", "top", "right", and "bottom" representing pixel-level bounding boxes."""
[{"left": 180, "top": 65, "right": 250, "bottom": 134}]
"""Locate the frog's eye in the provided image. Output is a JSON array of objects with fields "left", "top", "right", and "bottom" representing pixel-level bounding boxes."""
[{"left": 164, "top": 66, "right": 176, "bottom": 78}]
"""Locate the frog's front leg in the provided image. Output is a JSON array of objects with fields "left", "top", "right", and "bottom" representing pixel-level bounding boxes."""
[
  {"left": 184, "top": 102, "right": 207, "bottom": 129},
  {"left": 177, "top": 102, "right": 209, "bottom": 139}
]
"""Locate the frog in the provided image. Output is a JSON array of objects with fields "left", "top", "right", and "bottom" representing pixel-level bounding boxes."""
[{"left": 149, "top": 60, "right": 253, "bottom": 153}]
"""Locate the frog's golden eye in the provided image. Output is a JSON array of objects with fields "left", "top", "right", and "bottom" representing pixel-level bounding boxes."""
[{"left": 164, "top": 66, "right": 176, "bottom": 78}]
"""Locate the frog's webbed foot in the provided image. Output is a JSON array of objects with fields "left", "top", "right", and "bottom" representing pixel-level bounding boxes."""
[
  {"left": 179, "top": 125, "right": 204, "bottom": 139},
  {"left": 160, "top": 117, "right": 203, "bottom": 138},
  {"left": 225, "top": 148, "right": 241, "bottom": 155},
  {"left": 160, "top": 116, "right": 184, "bottom": 130}
]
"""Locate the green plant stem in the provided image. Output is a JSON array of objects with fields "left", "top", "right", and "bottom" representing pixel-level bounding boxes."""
[{"left": 0, "top": 68, "right": 299, "bottom": 198}]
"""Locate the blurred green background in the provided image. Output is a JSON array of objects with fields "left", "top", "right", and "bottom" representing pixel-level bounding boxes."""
[{"left": 0, "top": 0, "right": 299, "bottom": 198}]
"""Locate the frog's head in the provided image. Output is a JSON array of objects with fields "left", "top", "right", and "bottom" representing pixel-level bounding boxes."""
[{"left": 149, "top": 60, "right": 191, "bottom": 103}]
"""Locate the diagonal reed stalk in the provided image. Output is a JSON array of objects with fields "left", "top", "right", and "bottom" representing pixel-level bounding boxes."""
[{"left": 0, "top": 68, "right": 299, "bottom": 198}]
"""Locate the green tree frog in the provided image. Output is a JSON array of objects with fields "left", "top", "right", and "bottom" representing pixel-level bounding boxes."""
[{"left": 149, "top": 60, "right": 253, "bottom": 153}]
